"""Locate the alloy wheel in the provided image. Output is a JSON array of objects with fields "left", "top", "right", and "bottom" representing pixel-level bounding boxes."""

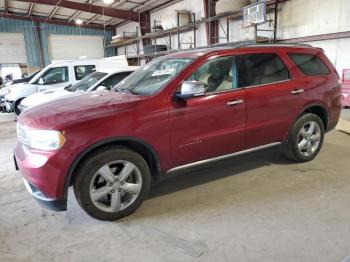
[
  {"left": 297, "top": 121, "right": 321, "bottom": 157},
  {"left": 89, "top": 160, "right": 142, "bottom": 213}
]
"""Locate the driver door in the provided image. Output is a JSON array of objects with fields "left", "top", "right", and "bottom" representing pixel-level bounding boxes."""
[
  {"left": 37, "top": 66, "right": 69, "bottom": 92},
  {"left": 169, "top": 55, "right": 246, "bottom": 168}
]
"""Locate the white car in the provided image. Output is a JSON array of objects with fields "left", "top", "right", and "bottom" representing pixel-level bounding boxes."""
[
  {"left": 19, "top": 68, "right": 138, "bottom": 113},
  {"left": 5, "top": 56, "right": 129, "bottom": 115}
]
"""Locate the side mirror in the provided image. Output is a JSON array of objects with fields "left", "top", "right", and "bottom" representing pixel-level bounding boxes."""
[
  {"left": 175, "top": 81, "right": 205, "bottom": 99},
  {"left": 96, "top": 85, "right": 109, "bottom": 91},
  {"left": 38, "top": 78, "right": 45, "bottom": 85}
]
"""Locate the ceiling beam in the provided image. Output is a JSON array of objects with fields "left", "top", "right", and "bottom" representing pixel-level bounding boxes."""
[
  {"left": 85, "top": 14, "right": 99, "bottom": 24},
  {"left": 15, "top": 0, "right": 147, "bottom": 22},
  {"left": 68, "top": 10, "right": 80, "bottom": 22},
  {"left": 134, "top": 0, "right": 160, "bottom": 12},
  {"left": 4, "top": 0, "right": 8, "bottom": 12},
  {"left": 68, "top": 0, "right": 91, "bottom": 22},
  {"left": 28, "top": 3, "right": 34, "bottom": 15},
  {"left": 104, "top": 17, "right": 120, "bottom": 26},
  {"left": 0, "top": 12, "right": 114, "bottom": 31},
  {"left": 48, "top": 5, "right": 59, "bottom": 19},
  {"left": 85, "top": 0, "right": 127, "bottom": 25}
]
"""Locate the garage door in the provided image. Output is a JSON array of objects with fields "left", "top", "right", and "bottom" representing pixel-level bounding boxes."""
[
  {"left": 0, "top": 33, "right": 27, "bottom": 64},
  {"left": 48, "top": 34, "right": 104, "bottom": 60}
]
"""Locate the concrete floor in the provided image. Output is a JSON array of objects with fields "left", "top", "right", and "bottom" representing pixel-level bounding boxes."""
[
  {"left": 1, "top": 112, "right": 350, "bottom": 262},
  {"left": 342, "top": 108, "right": 350, "bottom": 121}
]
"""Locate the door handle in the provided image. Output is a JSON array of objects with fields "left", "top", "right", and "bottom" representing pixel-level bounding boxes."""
[
  {"left": 291, "top": 88, "right": 304, "bottom": 94},
  {"left": 227, "top": 99, "right": 244, "bottom": 106}
]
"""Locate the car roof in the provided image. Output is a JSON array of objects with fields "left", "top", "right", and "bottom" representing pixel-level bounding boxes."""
[{"left": 164, "top": 43, "right": 321, "bottom": 59}]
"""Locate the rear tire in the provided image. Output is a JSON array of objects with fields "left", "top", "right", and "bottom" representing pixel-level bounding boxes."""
[
  {"left": 73, "top": 146, "right": 151, "bottom": 221},
  {"left": 283, "top": 113, "right": 324, "bottom": 162}
]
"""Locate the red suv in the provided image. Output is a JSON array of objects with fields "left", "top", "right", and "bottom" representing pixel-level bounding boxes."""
[{"left": 14, "top": 44, "right": 341, "bottom": 220}]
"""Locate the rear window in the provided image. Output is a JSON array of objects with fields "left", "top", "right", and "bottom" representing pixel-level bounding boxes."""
[
  {"left": 237, "top": 53, "right": 290, "bottom": 87},
  {"left": 288, "top": 53, "right": 330, "bottom": 76},
  {"left": 74, "top": 65, "right": 96, "bottom": 80}
]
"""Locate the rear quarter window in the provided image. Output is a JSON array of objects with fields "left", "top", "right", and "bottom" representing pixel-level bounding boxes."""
[
  {"left": 74, "top": 65, "right": 96, "bottom": 80},
  {"left": 288, "top": 53, "right": 330, "bottom": 76}
]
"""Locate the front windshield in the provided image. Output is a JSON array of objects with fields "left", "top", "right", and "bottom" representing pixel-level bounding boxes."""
[
  {"left": 66, "top": 72, "right": 107, "bottom": 92},
  {"left": 29, "top": 64, "right": 52, "bottom": 84},
  {"left": 115, "top": 58, "right": 193, "bottom": 95}
]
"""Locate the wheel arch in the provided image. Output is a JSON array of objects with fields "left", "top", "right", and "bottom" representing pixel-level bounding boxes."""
[
  {"left": 285, "top": 103, "right": 329, "bottom": 143},
  {"left": 298, "top": 103, "right": 329, "bottom": 130},
  {"left": 63, "top": 137, "right": 162, "bottom": 198}
]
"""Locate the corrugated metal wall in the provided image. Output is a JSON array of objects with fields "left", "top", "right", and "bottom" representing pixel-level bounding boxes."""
[
  {"left": 0, "top": 17, "right": 113, "bottom": 68},
  {"left": 0, "top": 18, "right": 41, "bottom": 67}
]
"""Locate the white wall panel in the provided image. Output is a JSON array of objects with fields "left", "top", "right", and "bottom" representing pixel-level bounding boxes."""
[
  {"left": 306, "top": 38, "right": 350, "bottom": 76},
  {"left": 48, "top": 34, "right": 104, "bottom": 60},
  {"left": 278, "top": 0, "right": 350, "bottom": 39},
  {"left": 0, "top": 33, "right": 27, "bottom": 64}
]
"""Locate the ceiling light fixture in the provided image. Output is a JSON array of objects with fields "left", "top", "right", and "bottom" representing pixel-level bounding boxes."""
[
  {"left": 103, "top": 0, "right": 114, "bottom": 4},
  {"left": 75, "top": 19, "right": 83, "bottom": 25}
]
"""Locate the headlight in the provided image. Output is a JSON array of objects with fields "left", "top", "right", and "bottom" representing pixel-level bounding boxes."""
[{"left": 17, "top": 125, "right": 66, "bottom": 151}]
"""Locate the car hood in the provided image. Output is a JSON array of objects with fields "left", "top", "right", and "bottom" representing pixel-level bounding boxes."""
[
  {"left": 1, "top": 82, "right": 26, "bottom": 96},
  {"left": 0, "top": 86, "right": 9, "bottom": 96},
  {"left": 19, "top": 91, "right": 142, "bottom": 129},
  {"left": 21, "top": 87, "right": 73, "bottom": 108}
]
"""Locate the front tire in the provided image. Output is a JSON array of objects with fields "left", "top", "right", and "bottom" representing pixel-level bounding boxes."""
[
  {"left": 14, "top": 99, "right": 23, "bottom": 116},
  {"left": 73, "top": 146, "right": 151, "bottom": 221},
  {"left": 284, "top": 113, "right": 324, "bottom": 162}
]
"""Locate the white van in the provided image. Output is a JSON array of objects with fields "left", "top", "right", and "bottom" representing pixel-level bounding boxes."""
[
  {"left": 19, "top": 67, "right": 138, "bottom": 114},
  {"left": 4, "top": 56, "right": 128, "bottom": 115}
]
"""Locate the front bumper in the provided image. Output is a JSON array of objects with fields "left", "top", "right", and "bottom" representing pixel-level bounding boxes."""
[
  {"left": 14, "top": 142, "right": 68, "bottom": 211},
  {"left": 23, "top": 178, "right": 67, "bottom": 211},
  {"left": 5, "top": 100, "right": 14, "bottom": 112},
  {"left": 0, "top": 96, "right": 6, "bottom": 112}
]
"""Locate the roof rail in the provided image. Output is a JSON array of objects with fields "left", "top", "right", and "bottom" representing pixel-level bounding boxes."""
[{"left": 232, "top": 43, "right": 314, "bottom": 48}]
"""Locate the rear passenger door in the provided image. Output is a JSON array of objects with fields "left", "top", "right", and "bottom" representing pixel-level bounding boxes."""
[{"left": 238, "top": 52, "right": 304, "bottom": 148}]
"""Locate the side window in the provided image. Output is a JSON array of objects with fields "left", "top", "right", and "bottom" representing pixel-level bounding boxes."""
[
  {"left": 288, "top": 53, "right": 330, "bottom": 76},
  {"left": 74, "top": 65, "right": 96, "bottom": 80},
  {"left": 237, "top": 53, "right": 290, "bottom": 87},
  {"left": 186, "top": 56, "right": 237, "bottom": 93},
  {"left": 97, "top": 72, "right": 132, "bottom": 90},
  {"left": 41, "top": 67, "right": 69, "bottom": 84}
]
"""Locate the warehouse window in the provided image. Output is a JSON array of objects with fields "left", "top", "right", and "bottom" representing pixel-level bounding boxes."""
[
  {"left": 288, "top": 53, "right": 330, "bottom": 76},
  {"left": 74, "top": 65, "right": 96, "bottom": 80},
  {"left": 236, "top": 53, "right": 290, "bottom": 87}
]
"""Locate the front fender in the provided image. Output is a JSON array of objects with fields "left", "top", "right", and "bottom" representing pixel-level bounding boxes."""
[
  {"left": 6, "top": 84, "right": 38, "bottom": 102},
  {"left": 63, "top": 136, "right": 162, "bottom": 198}
]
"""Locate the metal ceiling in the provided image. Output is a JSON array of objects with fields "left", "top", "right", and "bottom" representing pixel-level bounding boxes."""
[{"left": 0, "top": 0, "right": 173, "bottom": 30}]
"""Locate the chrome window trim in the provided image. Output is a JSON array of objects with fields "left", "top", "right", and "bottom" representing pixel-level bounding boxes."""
[
  {"left": 243, "top": 79, "right": 292, "bottom": 89},
  {"left": 204, "top": 86, "right": 244, "bottom": 96}
]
